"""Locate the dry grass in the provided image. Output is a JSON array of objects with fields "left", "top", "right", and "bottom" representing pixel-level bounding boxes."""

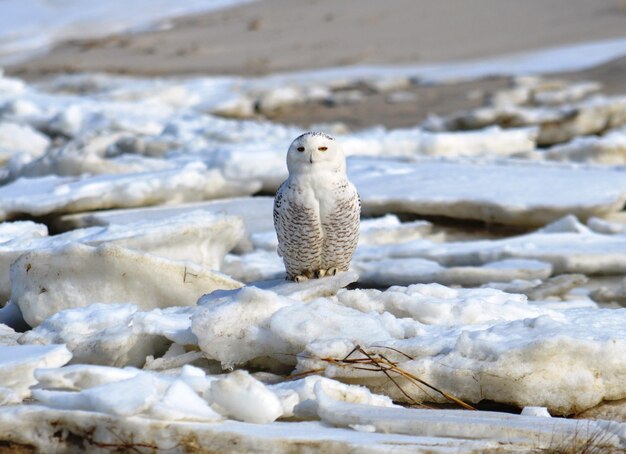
[
  {"left": 535, "top": 420, "right": 621, "bottom": 453},
  {"left": 288, "top": 344, "right": 475, "bottom": 411}
]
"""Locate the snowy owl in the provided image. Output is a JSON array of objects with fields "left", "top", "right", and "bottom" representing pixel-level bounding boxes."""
[{"left": 273, "top": 132, "right": 360, "bottom": 282}]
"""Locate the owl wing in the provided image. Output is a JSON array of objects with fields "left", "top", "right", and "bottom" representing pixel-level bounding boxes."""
[
  {"left": 321, "top": 182, "right": 361, "bottom": 271},
  {"left": 273, "top": 180, "right": 288, "bottom": 257}
]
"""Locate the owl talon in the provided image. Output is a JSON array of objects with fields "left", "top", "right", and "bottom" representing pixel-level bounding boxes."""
[
  {"left": 327, "top": 267, "right": 338, "bottom": 276},
  {"left": 314, "top": 269, "right": 326, "bottom": 279},
  {"left": 294, "top": 275, "right": 309, "bottom": 283}
]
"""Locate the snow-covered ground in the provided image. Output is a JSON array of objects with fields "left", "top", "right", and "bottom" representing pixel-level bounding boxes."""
[{"left": 0, "top": 48, "right": 626, "bottom": 451}]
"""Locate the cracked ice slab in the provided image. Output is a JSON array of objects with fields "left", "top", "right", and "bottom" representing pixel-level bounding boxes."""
[
  {"left": 0, "top": 212, "right": 244, "bottom": 303},
  {"left": 0, "top": 405, "right": 524, "bottom": 453},
  {"left": 298, "top": 306, "right": 626, "bottom": 415},
  {"left": 315, "top": 385, "right": 626, "bottom": 451},
  {"left": 0, "top": 344, "right": 71, "bottom": 404},
  {"left": 10, "top": 243, "right": 242, "bottom": 327},
  {"left": 191, "top": 277, "right": 626, "bottom": 415},
  {"left": 354, "top": 258, "right": 553, "bottom": 288},
  {"left": 349, "top": 157, "right": 626, "bottom": 226},
  {"left": 355, "top": 221, "right": 626, "bottom": 275},
  {"left": 0, "top": 162, "right": 261, "bottom": 221}
]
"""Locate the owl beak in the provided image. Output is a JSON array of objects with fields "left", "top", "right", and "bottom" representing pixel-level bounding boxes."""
[{"left": 309, "top": 154, "right": 313, "bottom": 164}]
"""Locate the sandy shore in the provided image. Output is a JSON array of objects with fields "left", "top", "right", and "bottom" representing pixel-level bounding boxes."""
[
  {"left": 6, "top": 0, "right": 626, "bottom": 129},
  {"left": 7, "top": 0, "right": 626, "bottom": 78}
]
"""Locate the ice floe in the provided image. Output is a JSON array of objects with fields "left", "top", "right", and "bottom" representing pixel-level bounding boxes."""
[
  {"left": 0, "top": 211, "right": 243, "bottom": 305},
  {"left": 0, "top": 344, "right": 71, "bottom": 404},
  {"left": 0, "top": 162, "right": 261, "bottom": 221},
  {"left": 351, "top": 157, "right": 626, "bottom": 225},
  {"left": 11, "top": 242, "right": 241, "bottom": 327},
  {"left": 354, "top": 258, "right": 553, "bottom": 290},
  {"left": 431, "top": 93, "right": 626, "bottom": 146},
  {"left": 20, "top": 303, "right": 172, "bottom": 366},
  {"left": 544, "top": 131, "right": 626, "bottom": 165},
  {"left": 355, "top": 218, "right": 626, "bottom": 275}
]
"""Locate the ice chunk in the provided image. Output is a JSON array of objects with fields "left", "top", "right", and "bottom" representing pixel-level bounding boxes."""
[
  {"left": 0, "top": 344, "right": 71, "bottom": 404},
  {"left": 342, "top": 126, "right": 538, "bottom": 158},
  {"left": 207, "top": 370, "right": 283, "bottom": 424},
  {"left": 34, "top": 364, "right": 141, "bottom": 391},
  {"left": 151, "top": 379, "right": 223, "bottom": 422},
  {"left": 0, "top": 211, "right": 243, "bottom": 303},
  {"left": 19, "top": 303, "right": 169, "bottom": 367},
  {"left": 302, "top": 308, "right": 626, "bottom": 415},
  {"left": 0, "top": 323, "right": 20, "bottom": 346},
  {"left": 222, "top": 250, "right": 285, "bottom": 282},
  {"left": 0, "top": 122, "right": 50, "bottom": 165},
  {"left": 350, "top": 157, "right": 626, "bottom": 226},
  {"left": 0, "top": 162, "right": 261, "bottom": 221},
  {"left": 544, "top": 131, "right": 626, "bottom": 164},
  {"left": 521, "top": 406, "right": 551, "bottom": 417},
  {"left": 0, "top": 403, "right": 511, "bottom": 452},
  {"left": 131, "top": 306, "right": 198, "bottom": 346},
  {"left": 354, "top": 257, "right": 552, "bottom": 287},
  {"left": 193, "top": 287, "right": 295, "bottom": 368},
  {"left": 11, "top": 243, "right": 241, "bottom": 327},
  {"left": 69, "top": 210, "right": 245, "bottom": 269},
  {"left": 315, "top": 383, "right": 623, "bottom": 450},
  {"left": 336, "top": 284, "right": 555, "bottom": 325},
  {"left": 356, "top": 225, "right": 626, "bottom": 275},
  {"left": 587, "top": 216, "right": 626, "bottom": 235},
  {"left": 269, "top": 375, "right": 394, "bottom": 419},
  {"left": 359, "top": 215, "right": 432, "bottom": 246},
  {"left": 56, "top": 196, "right": 273, "bottom": 253},
  {"left": 57, "top": 196, "right": 275, "bottom": 236},
  {"left": 437, "top": 95, "right": 626, "bottom": 146}
]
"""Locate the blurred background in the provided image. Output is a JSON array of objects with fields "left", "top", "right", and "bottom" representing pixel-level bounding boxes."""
[{"left": 2, "top": 0, "right": 626, "bottom": 130}]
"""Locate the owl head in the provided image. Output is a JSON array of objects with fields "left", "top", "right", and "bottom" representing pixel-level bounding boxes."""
[{"left": 286, "top": 132, "right": 346, "bottom": 175}]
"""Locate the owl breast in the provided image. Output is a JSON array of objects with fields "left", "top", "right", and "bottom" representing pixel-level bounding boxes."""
[{"left": 274, "top": 178, "right": 360, "bottom": 280}]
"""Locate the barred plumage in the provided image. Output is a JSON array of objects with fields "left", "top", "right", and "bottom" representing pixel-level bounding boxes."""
[{"left": 274, "top": 132, "right": 360, "bottom": 282}]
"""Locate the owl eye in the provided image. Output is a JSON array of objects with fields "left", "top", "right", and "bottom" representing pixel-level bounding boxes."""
[
  {"left": 318, "top": 146, "right": 328, "bottom": 151},
  {"left": 297, "top": 146, "right": 305, "bottom": 152}
]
